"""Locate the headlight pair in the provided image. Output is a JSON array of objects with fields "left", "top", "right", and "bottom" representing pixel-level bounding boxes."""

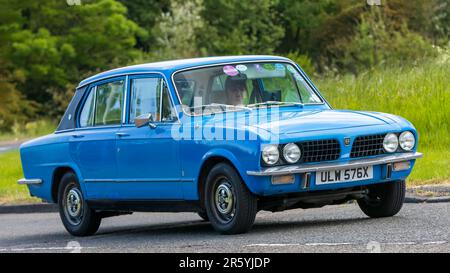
[
  {"left": 383, "top": 131, "right": 415, "bottom": 153},
  {"left": 262, "top": 143, "right": 301, "bottom": 165}
]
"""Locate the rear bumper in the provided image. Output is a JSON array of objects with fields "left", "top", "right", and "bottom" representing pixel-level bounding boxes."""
[
  {"left": 17, "top": 178, "right": 43, "bottom": 185},
  {"left": 247, "top": 152, "right": 423, "bottom": 176}
]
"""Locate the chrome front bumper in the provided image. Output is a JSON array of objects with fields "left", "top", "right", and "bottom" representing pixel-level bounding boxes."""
[
  {"left": 17, "top": 178, "right": 43, "bottom": 185},
  {"left": 247, "top": 152, "right": 423, "bottom": 176}
]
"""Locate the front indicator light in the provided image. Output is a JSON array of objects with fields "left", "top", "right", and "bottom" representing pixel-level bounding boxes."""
[
  {"left": 272, "top": 175, "right": 295, "bottom": 185},
  {"left": 393, "top": 161, "right": 411, "bottom": 171}
]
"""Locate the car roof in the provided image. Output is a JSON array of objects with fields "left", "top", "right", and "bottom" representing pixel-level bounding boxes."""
[{"left": 77, "top": 55, "right": 290, "bottom": 88}]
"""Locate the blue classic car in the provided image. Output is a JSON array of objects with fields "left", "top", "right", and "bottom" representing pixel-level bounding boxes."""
[{"left": 19, "top": 55, "right": 422, "bottom": 236}]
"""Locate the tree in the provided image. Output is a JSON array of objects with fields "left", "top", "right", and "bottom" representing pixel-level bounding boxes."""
[
  {"left": 118, "top": 0, "right": 170, "bottom": 52},
  {"left": 151, "top": 0, "right": 206, "bottom": 60},
  {"left": 275, "top": 0, "right": 338, "bottom": 56},
  {"left": 199, "top": 0, "right": 284, "bottom": 55},
  {"left": 1, "top": 0, "right": 143, "bottom": 116}
]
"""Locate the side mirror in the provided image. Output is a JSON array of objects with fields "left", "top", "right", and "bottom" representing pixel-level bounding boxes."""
[{"left": 134, "top": 113, "right": 157, "bottom": 129}]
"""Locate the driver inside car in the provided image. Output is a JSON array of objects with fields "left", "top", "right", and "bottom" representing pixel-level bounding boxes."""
[{"left": 225, "top": 77, "right": 247, "bottom": 106}]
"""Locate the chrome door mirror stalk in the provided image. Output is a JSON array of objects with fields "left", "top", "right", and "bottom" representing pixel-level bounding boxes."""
[{"left": 134, "top": 113, "right": 157, "bottom": 129}]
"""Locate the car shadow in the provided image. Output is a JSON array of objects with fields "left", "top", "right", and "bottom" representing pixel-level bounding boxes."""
[
  {"left": 94, "top": 215, "right": 375, "bottom": 238},
  {"left": 1, "top": 214, "right": 386, "bottom": 249}
]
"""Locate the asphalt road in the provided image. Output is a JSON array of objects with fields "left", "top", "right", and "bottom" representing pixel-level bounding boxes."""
[
  {"left": 0, "top": 140, "right": 23, "bottom": 153},
  {"left": 0, "top": 202, "right": 449, "bottom": 253}
]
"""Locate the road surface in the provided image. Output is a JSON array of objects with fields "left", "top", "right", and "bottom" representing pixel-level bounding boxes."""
[
  {"left": 0, "top": 202, "right": 448, "bottom": 253},
  {"left": 0, "top": 140, "right": 24, "bottom": 153}
]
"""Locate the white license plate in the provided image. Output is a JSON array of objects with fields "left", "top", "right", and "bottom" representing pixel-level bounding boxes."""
[{"left": 316, "top": 166, "right": 373, "bottom": 185}]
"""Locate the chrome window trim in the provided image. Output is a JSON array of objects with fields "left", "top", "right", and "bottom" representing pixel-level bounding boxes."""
[
  {"left": 70, "top": 125, "right": 123, "bottom": 131},
  {"left": 92, "top": 85, "right": 97, "bottom": 126},
  {"left": 84, "top": 178, "right": 193, "bottom": 183},
  {"left": 247, "top": 152, "right": 423, "bottom": 176},
  {"left": 159, "top": 78, "right": 164, "bottom": 122},
  {"left": 122, "top": 75, "right": 129, "bottom": 124},
  {"left": 60, "top": 72, "right": 180, "bottom": 134},
  {"left": 170, "top": 59, "right": 330, "bottom": 117}
]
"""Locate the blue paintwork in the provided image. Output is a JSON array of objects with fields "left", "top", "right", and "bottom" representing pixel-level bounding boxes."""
[{"left": 19, "top": 55, "right": 419, "bottom": 204}]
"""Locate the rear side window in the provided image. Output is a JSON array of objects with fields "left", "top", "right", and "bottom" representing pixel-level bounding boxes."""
[
  {"left": 94, "top": 80, "right": 124, "bottom": 126},
  {"left": 78, "top": 80, "right": 125, "bottom": 127}
]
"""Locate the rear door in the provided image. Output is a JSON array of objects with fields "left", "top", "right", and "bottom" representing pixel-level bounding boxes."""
[{"left": 69, "top": 77, "right": 125, "bottom": 200}]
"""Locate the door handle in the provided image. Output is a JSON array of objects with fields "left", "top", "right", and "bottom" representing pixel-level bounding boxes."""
[
  {"left": 71, "top": 134, "right": 84, "bottom": 138},
  {"left": 115, "top": 132, "right": 130, "bottom": 137}
]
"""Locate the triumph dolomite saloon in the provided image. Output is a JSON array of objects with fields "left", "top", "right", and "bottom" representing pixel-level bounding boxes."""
[{"left": 19, "top": 56, "right": 422, "bottom": 236}]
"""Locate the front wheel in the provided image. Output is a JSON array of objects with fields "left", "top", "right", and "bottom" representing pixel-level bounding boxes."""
[
  {"left": 58, "top": 172, "right": 101, "bottom": 236},
  {"left": 204, "top": 163, "right": 257, "bottom": 234},
  {"left": 357, "top": 180, "right": 406, "bottom": 218}
]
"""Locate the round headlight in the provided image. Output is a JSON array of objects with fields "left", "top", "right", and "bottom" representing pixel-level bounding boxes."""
[
  {"left": 283, "top": 143, "right": 301, "bottom": 164},
  {"left": 262, "top": 145, "right": 279, "bottom": 165},
  {"left": 399, "top": 131, "right": 415, "bottom": 151},
  {"left": 383, "top": 133, "right": 399, "bottom": 153}
]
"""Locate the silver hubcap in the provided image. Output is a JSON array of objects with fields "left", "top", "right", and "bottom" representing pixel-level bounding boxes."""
[
  {"left": 215, "top": 183, "right": 234, "bottom": 214},
  {"left": 64, "top": 187, "right": 83, "bottom": 225}
]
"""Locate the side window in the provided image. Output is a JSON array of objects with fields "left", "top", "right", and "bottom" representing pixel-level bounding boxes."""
[
  {"left": 130, "top": 77, "right": 161, "bottom": 122},
  {"left": 130, "top": 77, "right": 176, "bottom": 123},
  {"left": 94, "top": 80, "right": 124, "bottom": 126},
  {"left": 79, "top": 88, "right": 95, "bottom": 127}
]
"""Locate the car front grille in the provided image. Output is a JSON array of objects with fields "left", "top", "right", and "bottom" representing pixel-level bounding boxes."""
[
  {"left": 350, "top": 134, "right": 385, "bottom": 158},
  {"left": 298, "top": 139, "right": 341, "bottom": 163}
]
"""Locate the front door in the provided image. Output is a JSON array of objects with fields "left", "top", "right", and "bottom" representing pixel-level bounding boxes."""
[{"left": 115, "top": 75, "right": 183, "bottom": 199}]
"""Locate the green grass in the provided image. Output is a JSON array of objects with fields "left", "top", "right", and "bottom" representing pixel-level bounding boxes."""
[
  {"left": 0, "top": 151, "right": 40, "bottom": 204},
  {"left": 315, "top": 58, "right": 450, "bottom": 185},
  {"left": 0, "top": 120, "right": 56, "bottom": 204},
  {"left": 0, "top": 119, "right": 56, "bottom": 142},
  {"left": 408, "top": 149, "right": 450, "bottom": 185}
]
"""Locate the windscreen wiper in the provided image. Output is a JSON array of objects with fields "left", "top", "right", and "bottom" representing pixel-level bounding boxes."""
[
  {"left": 247, "top": 101, "right": 304, "bottom": 108},
  {"left": 189, "top": 103, "right": 252, "bottom": 113}
]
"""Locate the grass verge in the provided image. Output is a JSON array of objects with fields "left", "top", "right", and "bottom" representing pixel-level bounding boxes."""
[{"left": 0, "top": 150, "right": 40, "bottom": 204}]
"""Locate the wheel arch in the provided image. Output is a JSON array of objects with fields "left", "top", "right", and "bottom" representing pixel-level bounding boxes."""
[
  {"left": 197, "top": 150, "right": 249, "bottom": 208},
  {"left": 51, "top": 166, "right": 83, "bottom": 203}
]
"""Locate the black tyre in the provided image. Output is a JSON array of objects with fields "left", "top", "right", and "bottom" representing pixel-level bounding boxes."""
[
  {"left": 58, "top": 172, "right": 101, "bottom": 236},
  {"left": 357, "top": 180, "right": 405, "bottom": 218},
  {"left": 204, "top": 163, "right": 257, "bottom": 234},
  {"left": 197, "top": 211, "right": 209, "bottom": 221}
]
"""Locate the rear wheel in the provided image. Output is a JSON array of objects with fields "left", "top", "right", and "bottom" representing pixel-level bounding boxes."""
[
  {"left": 58, "top": 172, "right": 101, "bottom": 236},
  {"left": 357, "top": 180, "right": 405, "bottom": 218},
  {"left": 204, "top": 163, "right": 257, "bottom": 234}
]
